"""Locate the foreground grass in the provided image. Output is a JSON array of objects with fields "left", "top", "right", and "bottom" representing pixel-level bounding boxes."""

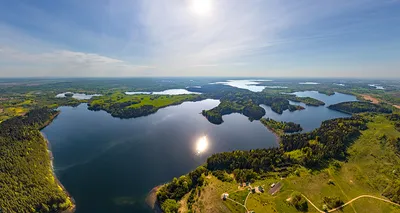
[{"left": 184, "top": 115, "right": 400, "bottom": 213}]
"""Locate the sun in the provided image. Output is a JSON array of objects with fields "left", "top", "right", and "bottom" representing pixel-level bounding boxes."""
[{"left": 190, "top": 0, "right": 213, "bottom": 16}]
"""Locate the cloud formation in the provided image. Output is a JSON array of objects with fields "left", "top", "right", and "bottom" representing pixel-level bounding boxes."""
[{"left": 0, "top": 0, "right": 399, "bottom": 77}]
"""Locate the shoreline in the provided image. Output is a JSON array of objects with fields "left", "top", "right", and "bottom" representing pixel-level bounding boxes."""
[
  {"left": 259, "top": 120, "right": 282, "bottom": 145},
  {"left": 145, "top": 185, "right": 163, "bottom": 213},
  {"left": 40, "top": 112, "right": 76, "bottom": 213}
]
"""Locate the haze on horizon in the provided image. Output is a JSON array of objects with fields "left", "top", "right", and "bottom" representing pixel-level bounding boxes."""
[{"left": 0, "top": 0, "right": 399, "bottom": 78}]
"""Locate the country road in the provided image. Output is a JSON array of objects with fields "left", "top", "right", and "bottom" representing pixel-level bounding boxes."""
[{"left": 302, "top": 194, "right": 400, "bottom": 213}]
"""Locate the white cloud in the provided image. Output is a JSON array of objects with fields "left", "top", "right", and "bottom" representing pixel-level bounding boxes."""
[
  {"left": 0, "top": 46, "right": 155, "bottom": 77},
  {"left": 0, "top": 0, "right": 398, "bottom": 77}
]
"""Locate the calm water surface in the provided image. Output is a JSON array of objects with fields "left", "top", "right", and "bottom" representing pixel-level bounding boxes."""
[
  {"left": 42, "top": 91, "right": 357, "bottom": 212},
  {"left": 125, "top": 89, "right": 201, "bottom": 95},
  {"left": 261, "top": 91, "right": 358, "bottom": 131},
  {"left": 42, "top": 99, "right": 276, "bottom": 213},
  {"left": 56, "top": 92, "right": 102, "bottom": 100}
]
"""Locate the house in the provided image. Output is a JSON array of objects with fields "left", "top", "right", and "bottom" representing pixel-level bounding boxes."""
[{"left": 258, "top": 186, "right": 265, "bottom": 193}]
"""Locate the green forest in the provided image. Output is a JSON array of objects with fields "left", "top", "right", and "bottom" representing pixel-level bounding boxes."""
[
  {"left": 328, "top": 101, "right": 393, "bottom": 114},
  {"left": 0, "top": 109, "right": 73, "bottom": 213},
  {"left": 285, "top": 95, "right": 325, "bottom": 106},
  {"left": 88, "top": 92, "right": 203, "bottom": 118},
  {"left": 260, "top": 118, "right": 303, "bottom": 135}
]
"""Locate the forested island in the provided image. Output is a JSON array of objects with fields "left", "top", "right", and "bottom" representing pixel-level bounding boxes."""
[
  {"left": 201, "top": 101, "right": 265, "bottom": 124},
  {"left": 260, "top": 118, "right": 303, "bottom": 136},
  {"left": 0, "top": 108, "right": 74, "bottom": 213},
  {"left": 88, "top": 92, "right": 204, "bottom": 118},
  {"left": 328, "top": 101, "right": 393, "bottom": 114},
  {"left": 196, "top": 85, "right": 310, "bottom": 124},
  {"left": 285, "top": 95, "right": 325, "bottom": 106}
]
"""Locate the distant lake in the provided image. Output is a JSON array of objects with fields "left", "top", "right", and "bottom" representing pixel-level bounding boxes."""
[
  {"left": 41, "top": 91, "right": 357, "bottom": 212},
  {"left": 56, "top": 92, "right": 102, "bottom": 100},
  {"left": 125, "top": 89, "right": 201, "bottom": 95},
  {"left": 212, "top": 79, "right": 272, "bottom": 92}
]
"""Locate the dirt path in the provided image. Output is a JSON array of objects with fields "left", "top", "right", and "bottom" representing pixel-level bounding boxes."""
[
  {"left": 394, "top": 105, "right": 400, "bottom": 109},
  {"left": 302, "top": 194, "right": 400, "bottom": 213},
  {"left": 361, "top": 94, "right": 380, "bottom": 104},
  {"left": 244, "top": 192, "right": 251, "bottom": 208}
]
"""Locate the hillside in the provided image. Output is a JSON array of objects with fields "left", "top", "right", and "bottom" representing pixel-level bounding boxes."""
[{"left": 154, "top": 114, "right": 400, "bottom": 213}]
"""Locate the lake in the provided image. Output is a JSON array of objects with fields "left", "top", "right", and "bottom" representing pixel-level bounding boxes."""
[
  {"left": 56, "top": 92, "right": 102, "bottom": 100},
  {"left": 125, "top": 89, "right": 201, "bottom": 95},
  {"left": 212, "top": 79, "right": 271, "bottom": 92},
  {"left": 42, "top": 100, "right": 277, "bottom": 213},
  {"left": 261, "top": 91, "right": 358, "bottom": 131},
  {"left": 41, "top": 91, "right": 357, "bottom": 212}
]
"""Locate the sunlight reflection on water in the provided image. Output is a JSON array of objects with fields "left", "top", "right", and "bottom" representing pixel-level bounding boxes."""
[{"left": 196, "top": 135, "right": 209, "bottom": 154}]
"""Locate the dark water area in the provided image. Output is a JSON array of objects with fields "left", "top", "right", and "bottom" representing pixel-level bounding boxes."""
[
  {"left": 41, "top": 91, "right": 357, "bottom": 213},
  {"left": 261, "top": 91, "right": 358, "bottom": 131},
  {"left": 42, "top": 99, "right": 277, "bottom": 213}
]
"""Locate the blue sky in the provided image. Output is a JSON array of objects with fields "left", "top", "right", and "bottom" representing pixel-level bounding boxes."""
[{"left": 0, "top": 0, "right": 399, "bottom": 78}]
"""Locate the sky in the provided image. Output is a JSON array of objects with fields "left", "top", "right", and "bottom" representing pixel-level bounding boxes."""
[{"left": 0, "top": 0, "right": 399, "bottom": 78}]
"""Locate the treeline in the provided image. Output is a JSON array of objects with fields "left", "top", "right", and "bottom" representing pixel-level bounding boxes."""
[
  {"left": 281, "top": 117, "right": 366, "bottom": 167},
  {"left": 206, "top": 148, "right": 290, "bottom": 173},
  {"left": 201, "top": 101, "right": 244, "bottom": 124},
  {"left": 285, "top": 95, "right": 325, "bottom": 106},
  {"left": 0, "top": 108, "right": 72, "bottom": 213},
  {"left": 157, "top": 166, "right": 207, "bottom": 212},
  {"left": 328, "top": 101, "right": 392, "bottom": 114},
  {"left": 201, "top": 101, "right": 265, "bottom": 124},
  {"left": 260, "top": 118, "right": 303, "bottom": 135},
  {"left": 88, "top": 94, "right": 203, "bottom": 119},
  {"left": 383, "top": 180, "right": 400, "bottom": 204},
  {"left": 205, "top": 116, "right": 366, "bottom": 173},
  {"left": 201, "top": 93, "right": 309, "bottom": 125},
  {"left": 89, "top": 103, "right": 159, "bottom": 118}
]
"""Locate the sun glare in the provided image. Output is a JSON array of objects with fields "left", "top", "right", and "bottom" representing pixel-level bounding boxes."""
[
  {"left": 190, "top": 0, "right": 213, "bottom": 16},
  {"left": 196, "top": 136, "right": 209, "bottom": 154}
]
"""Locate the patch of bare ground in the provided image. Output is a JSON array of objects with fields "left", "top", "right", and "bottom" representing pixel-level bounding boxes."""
[
  {"left": 146, "top": 185, "right": 163, "bottom": 213},
  {"left": 178, "top": 191, "right": 190, "bottom": 213},
  {"left": 361, "top": 94, "right": 380, "bottom": 104}
]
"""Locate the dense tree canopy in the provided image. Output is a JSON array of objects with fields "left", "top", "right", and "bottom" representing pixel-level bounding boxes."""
[
  {"left": 260, "top": 118, "right": 303, "bottom": 135},
  {"left": 0, "top": 108, "right": 72, "bottom": 213},
  {"left": 328, "top": 101, "right": 392, "bottom": 114}
]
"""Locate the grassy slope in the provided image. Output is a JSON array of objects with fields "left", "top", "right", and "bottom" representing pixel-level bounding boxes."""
[{"left": 186, "top": 115, "right": 400, "bottom": 213}]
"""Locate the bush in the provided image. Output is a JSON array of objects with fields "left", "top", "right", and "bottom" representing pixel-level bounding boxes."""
[
  {"left": 290, "top": 192, "right": 308, "bottom": 212},
  {"left": 212, "top": 170, "right": 233, "bottom": 182},
  {"left": 323, "top": 196, "right": 344, "bottom": 209},
  {"left": 161, "top": 199, "right": 180, "bottom": 213}
]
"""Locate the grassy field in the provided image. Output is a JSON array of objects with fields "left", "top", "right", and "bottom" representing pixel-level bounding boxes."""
[
  {"left": 90, "top": 92, "right": 201, "bottom": 109},
  {"left": 184, "top": 115, "right": 400, "bottom": 213}
]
